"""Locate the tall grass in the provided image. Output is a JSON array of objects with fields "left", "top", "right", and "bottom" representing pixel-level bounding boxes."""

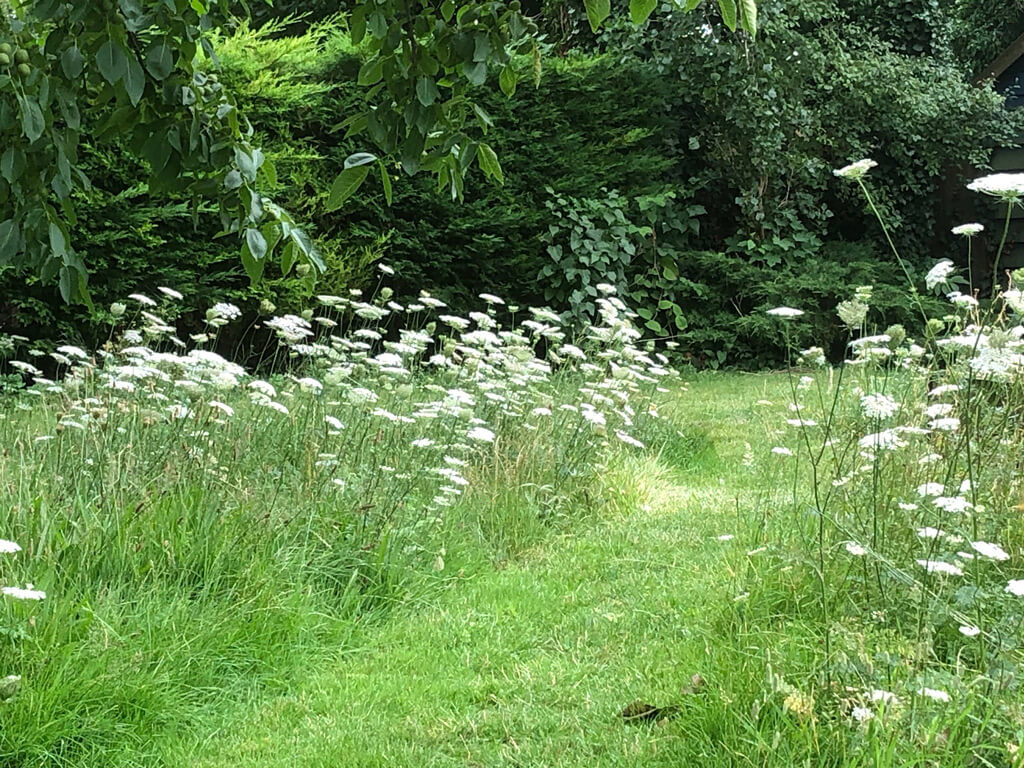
[
  {"left": 0, "top": 277, "right": 674, "bottom": 765},
  {"left": 736, "top": 164, "right": 1024, "bottom": 765}
]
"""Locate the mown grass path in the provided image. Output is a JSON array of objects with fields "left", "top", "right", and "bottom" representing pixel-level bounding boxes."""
[{"left": 180, "top": 374, "right": 799, "bottom": 768}]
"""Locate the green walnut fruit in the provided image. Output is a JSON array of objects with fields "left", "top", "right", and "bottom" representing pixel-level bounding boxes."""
[
  {"left": 17, "top": 63, "right": 30, "bottom": 77},
  {"left": 14, "top": 49, "right": 29, "bottom": 64},
  {"left": 0, "top": 54, "right": 10, "bottom": 66},
  {"left": 0, "top": 43, "right": 12, "bottom": 57}
]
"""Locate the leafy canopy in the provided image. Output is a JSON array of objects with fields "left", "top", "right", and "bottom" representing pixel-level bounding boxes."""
[{"left": 0, "top": 0, "right": 754, "bottom": 303}]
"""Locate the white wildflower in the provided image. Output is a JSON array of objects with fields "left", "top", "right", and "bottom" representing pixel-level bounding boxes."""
[
  {"left": 947, "top": 291, "right": 978, "bottom": 309},
  {"left": 129, "top": 293, "right": 157, "bottom": 306},
  {"left": 951, "top": 223, "right": 983, "bottom": 236},
  {"left": 858, "top": 430, "right": 906, "bottom": 450},
  {"left": 917, "top": 688, "right": 951, "bottom": 703},
  {"left": 925, "top": 260, "right": 956, "bottom": 290},
  {"left": 0, "top": 540, "right": 22, "bottom": 554},
  {"left": 467, "top": 427, "right": 496, "bottom": 443},
  {"left": 766, "top": 306, "right": 804, "bottom": 318},
  {"left": 916, "top": 559, "right": 963, "bottom": 576},
  {"left": 971, "top": 540, "right": 1010, "bottom": 561},
  {"left": 933, "top": 496, "right": 972, "bottom": 514},
  {"left": 967, "top": 172, "right": 1024, "bottom": 199},
  {"left": 833, "top": 159, "right": 878, "bottom": 180},
  {"left": 615, "top": 430, "right": 645, "bottom": 449},
  {"left": 861, "top": 393, "right": 899, "bottom": 419},
  {"left": 845, "top": 542, "right": 868, "bottom": 556},
  {"left": 1005, "top": 579, "right": 1024, "bottom": 596},
  {"left": 851, "top": 706, "right": 874, "bottom": 723},
  {"left": 929, "top": 417, "right": 960, "bottom": 432},
  {"left": 2, "top": 585, "right": 45, "bottom": 600}
]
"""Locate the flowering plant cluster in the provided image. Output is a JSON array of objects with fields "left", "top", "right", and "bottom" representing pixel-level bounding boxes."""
[{"left": 753, "top": 162, "right": 1024, "bottom": 742}]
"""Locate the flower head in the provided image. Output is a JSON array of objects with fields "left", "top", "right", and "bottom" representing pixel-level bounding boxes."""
[
  {"left": 766, "top": 306, "right": 804, "bottom": 318},
  {"left": 2, "top": 585, "right": 45, "bottom": 600},
  {"left": 951, "top": 223, "right": 983, "bottom": 237},
  {"left": 925, "top": 260, "right": 956, "bottom": 291},
  {"left": 833, "top": 159, "right": 878, "bottom": 180},
  {"left": 971, "top": 540, "right": 1010, "bottom": 561},
  {"left": 968, "top": 172, "right": 1024, "bottom": 200}
]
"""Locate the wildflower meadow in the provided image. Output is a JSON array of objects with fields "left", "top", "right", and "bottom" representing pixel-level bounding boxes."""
[{"left": 3, "top": 3, "right": 1024, "bottom": 766}]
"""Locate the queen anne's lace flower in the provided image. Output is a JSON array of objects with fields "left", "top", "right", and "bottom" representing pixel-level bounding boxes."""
[
  {"left": 833, "top": 159, "right": 877, "bottom": 180},
  {"left": 971, "top": 540, "right": 1010, "bottom": 561},
  {"left": 925, "top": 260, "right": 955, "bottom": 291},
  {"left": 968, "top": 172, "right": 1024, "bottom": 199},
  {"left": 766, "top": 306, "right": 804, "bottom": 318},
  {"left": 951, "top": 223, "right": 983, "bottom": 236},
  {"left": 861, "top": 393, "right": 899, "bottom": 419},
  {"left": 916, "top": 559, "right": 963, "bottom": 576}
]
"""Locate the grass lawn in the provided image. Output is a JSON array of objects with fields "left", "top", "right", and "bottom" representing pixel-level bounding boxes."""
[{"left": 173, "top": 373, "right": 835, "bottom": 767}]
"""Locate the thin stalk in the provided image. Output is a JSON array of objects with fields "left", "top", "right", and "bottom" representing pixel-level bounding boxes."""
[{"left": 857, "top": 180, "right": 928, "bottom": 325}]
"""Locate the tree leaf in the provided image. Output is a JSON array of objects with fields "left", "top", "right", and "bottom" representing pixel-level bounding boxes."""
[
  {"left": 344, "top": 152, "right": 377, "bottom": 169},
  {"left": 477, "top": 143, "right": 504, "bottom": 185},
  {"left": 416, "top": 76, "right": 439, "bottom": 107},
  {"left": 629, "top": 0, "right": 658, "bottom": 25},
  {"left": 583, "top": 0, "right": 611, "bottom": 32},
  {"left": 61, "top": 46, "right": 83, "bottom": 79},
  {"left": 96, "top": 40, "right": 128, "bottom": 85},
  {"left": 326, "top": 166, "right": 370, "bottom": 211},
  {"left": 499, "top": 65, "right": 517, "bottom": 97},
  {"left": 145, "top": 39, "right": 174, "bottom": 80},
  {"left": 350, "top": 6, "right": 367, "bottom": 45},
  {"left": 0, "top": 219, "right": 20, "bottom": 264},
  {"left": 245, "top": 227, "right": 268, "bottom": 261},
  {"left": 124, "top": 54, "right": 146, "bottom": 106},
  {"left": 378, "top": 159, "right": 393, "bottom": 206},
  {"left": 21, "top": 99, "right": 45, "bottom": 143},
  {"left": 718, "top": 0, "right": 738, "bottom": 30},
  {"left": 357, "top": 58, "right": 383, "bottom": 86},
  {"left": 738, "top": 0, "right": 757, "bottom": 36},
  {"left": 1, "top": 148, "right": 25, "bottom": 183}
]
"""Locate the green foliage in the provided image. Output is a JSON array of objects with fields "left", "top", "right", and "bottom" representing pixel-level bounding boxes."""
[
  {"left": 950, "top": 0, "right": 1024, "bottom": 75},
  {"left": 540, "top": 187, "right": 703, "bottom": 339}
]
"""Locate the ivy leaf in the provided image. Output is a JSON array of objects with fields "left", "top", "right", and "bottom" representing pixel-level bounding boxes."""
[
  {"left": 629, "top": 0, "right": 658, "bottom": 25},
  {"left": 718, "top": 0, "right": 738, "bottom": 30},
  {"left": 96, "top": 40, "right": 128, "bottom": 85},
  {"left": 583, "top": 0, "right": 611, "bottom": 32},
  {"left": 326, "top": 165, "right": 370, "bottom": 211}
]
